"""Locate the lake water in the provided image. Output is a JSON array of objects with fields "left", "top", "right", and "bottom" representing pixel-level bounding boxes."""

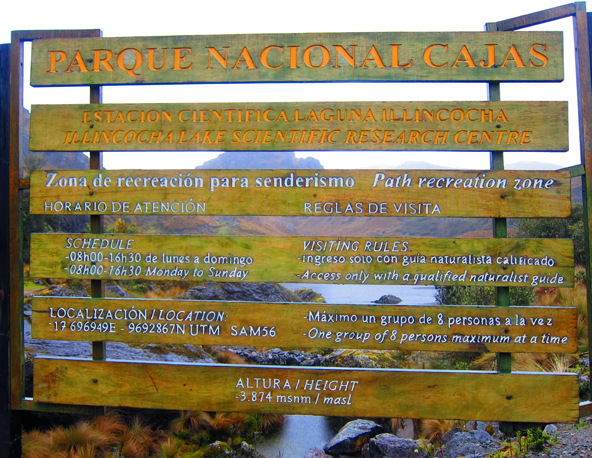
[
  {"left": 255, "top": 415, "right": 335, "bottom": 458},
  {"left": 255, "top": 285, "right": 437, "bottom": 458},
  {"left": 282, "top": 283, "right": 437, "bottom": 305}
]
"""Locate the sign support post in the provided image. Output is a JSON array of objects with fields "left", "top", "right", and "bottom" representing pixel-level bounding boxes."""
[{"left": 0, "top": 40, "right": 20, "bottom": 458}]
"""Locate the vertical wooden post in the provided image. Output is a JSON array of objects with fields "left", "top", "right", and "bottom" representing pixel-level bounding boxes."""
[
  {"left": 88, "top": 30, "right": 107, "bottom": 418},
  {"left": 0, "top": 41, "right": 21, "bottom": 458},
  {"left": 8, "top": 31, "right": 25, "bottom": 418},
  {"left": 573, "top": 5, "right": 592, "bottom": 404},
  {"left": 485, "top": 21, "right": 512, "bottom": 376},
  {"left": 486, "top": 21, "right": 516, "bottom": 434},
  {"left": 89, "top": 88, "right": 105, "bottom": 361}
]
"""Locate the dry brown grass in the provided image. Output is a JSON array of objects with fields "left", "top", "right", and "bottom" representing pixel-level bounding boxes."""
[
  {"left": 154, "top": 437, "right": 183, "bottom": 458},
  {"left": 535, "top": 281, "right": 588, "bottom": 352},
  {"left": 116, "top": 417, "right": 156, "bottom": 458},
  {"left": 50, "top": 419, "right": 119, "bottom": 457},
  {"left": 22, "top": 430, "right": 54, "bottom": 458},
  {"left": 169, "top": 411, "right": 212, "bottom": 434},
  {"left": 203, "top": 346, "right": 248, "bottom": 365},
  {"left": 472, "top": 352, "right": 576, "bottom": 372},
  {"left": 421, "top": 419, "right": 464, "bottom": 442},
  {"left": 259, "top": 413, "right": 285, "bottom": 430},
  {"left": 162, "top": 284, "right": 190, "bottom": 299}
]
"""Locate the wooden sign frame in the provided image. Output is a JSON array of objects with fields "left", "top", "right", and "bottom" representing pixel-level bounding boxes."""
[
  {"left": 4, "top": 5, "right": 592, "bottom": 456},
  {"left": 29, "top": 168, "right": 571, "bottom": 218},
  {"left": 28, "top": 101, "right": 569, "bottom": 152},
  {"left": 30, "top": 32, "right": 564, "bottom": 86}
]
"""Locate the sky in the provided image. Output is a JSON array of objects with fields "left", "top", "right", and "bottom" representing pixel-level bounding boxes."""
[{"left": 2, "top": 0, "right": 589, "bottom": 171}]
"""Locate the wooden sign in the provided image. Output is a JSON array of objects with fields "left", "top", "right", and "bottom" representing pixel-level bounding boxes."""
[
  {"left": 30, "top": 32, "right": 563, "bottom": 86},
  {"left": 29, "top": 101, "right": 568, "bottom": 152},
  {"left": 29, "top": 234, "right": 574, "bottom": 287},
  {"left": 31, "top": 297, "right": 578, "bottom": 353},
  {"left": 34, "top": 358, "right": 578, "bottom": 422},
  {"left": 30, "top": 169, "right": 571, "bottom": 218}
]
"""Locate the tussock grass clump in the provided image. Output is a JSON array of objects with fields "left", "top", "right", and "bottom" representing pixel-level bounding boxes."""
[
  {"left": 420, "top": 419, "right": 464, "bottom": 442},
  {"left": 22, "top": 408, "right": 284, "bottom": 457},
  {"left": 202, "top": 346, "right": 248, "bottom": 365},
  {"left": 535, "top": 280, "right": 588, "bottom": 352},
  {"left": 169, "top": 411, "right": 212, "bottom": 435},
  {"left": 22, "top": 429, "right": 54, "bottom": 458}
]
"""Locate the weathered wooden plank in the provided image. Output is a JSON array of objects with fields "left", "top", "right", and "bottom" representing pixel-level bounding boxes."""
[
  {"left": 31, "top": 297, "right": 577, "bottom": 353},
  {"left": 33, "top": 358, "right": 579, "bottom": 422},
  {"left": 29, "top": 234, "right": 574, "bottom": 287},
  {"left": 29, "top": 169, "right": 571, "bottom": 218},
  {"left": 28, "top": 101, "right": 568, "bottom": 152},
  {"left": 30, "top": 32, "right": 563, "bottom": 86}
]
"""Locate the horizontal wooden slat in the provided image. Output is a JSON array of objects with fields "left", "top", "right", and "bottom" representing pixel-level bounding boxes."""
[
  {"left": 560, "top": 163, "right": 586, "bottom": 178},
  {"left": 33, "top": 358, "right": 579, "bottom": 422},
  {"left": 29, "top": 169, "right": 571, "bottom": 218},
  {"left": 494, "top": 4, "right": 576, "bottom": 31},
  {"left": 29, "top": 234, "right": 574, "bottom": 287},
  {"left": 29, "top": 101, "right": 569, "bottom": 152},
  {"left": 579, "top": 401, "right": 592, "bottom": 418},
  {"left": 31, "top": 297, "right": 578, "bottom": 353},
  {"left": 30, "top": 32, "right": 564, "bottom": 86}
]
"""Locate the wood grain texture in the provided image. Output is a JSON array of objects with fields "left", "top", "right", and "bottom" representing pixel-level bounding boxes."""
[
  {"left": 29, "top": 169, "right": 571, "bottom": 218},
  {"left": 30, "top": 32, "right": 563, "bottom": 86},
  {"left": 29, "top": 234, "right": 574, "bottom": 287},
  {"left": 31, "top": 297, "right": 577, "bottom": 353},
  {"left": 28, "top": 101, "right": 568, "bottom": 152},
  {"left": 33, "top": 358, "right": 579, "bottom": 422}
]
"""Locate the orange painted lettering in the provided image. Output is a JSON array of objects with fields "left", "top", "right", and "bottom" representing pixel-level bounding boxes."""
[
  {"left": 66, "top": 51, "right": 89, "bottom": 73},
  {"left": 147, "top": 48, "right": 168, "bottom": 71},
  {"left": 507, "top": 131, "right": 519, "bottom": 144},
  {"left": 48, "top": 51, "right": 66, "bottom": 73},
  {"left": 92, "top": 49, "right": 113, "bottom": 72},
  {"left": 408, "top": 131, "right": 419, "bottom": 144},
  {"left": 233, "top": 47, "right": 257, "bottom": 69},
  {"left": 361, "top": 45, "right": 385, "bottom": 68},
  {"left": 207, "top": 47, "right": 228, "bottom": 69},
  {"left": 530, "top": 44, "right": 548, "bottom": 67},
  {"left": 424, "top": 44, "right": 448, "bottom": 68},
  {"left": 260, "top": 45, "right": 284, "bottom": 69},
  {"left": 345, "top": 131, "right": 357, "bottom": 143},
  {"left": 454, "top": 130, "right": 467, "bottom": 144},
  {"left": 303, "top": 45, "right": 330, "bottom": 68},
  {"left": 501, "top": 45, "right": 525, "bottom": 68},
  {"left": 452, "top": 45, "right": 476, "bottom": 67},
  {"left": 173, "top": 48, "right": 192, "bottom": 70},
  {"left": 520, "top": 131, "right": 532, "bottom": 144},
  {"left": 480, "top": 44, "right": 497, "bottom": 68},
  {"left": 289, "top": 46, "right": 299, "bottom": 68},
  {"left": 333, "top": 45, "right": 356, "bottom": 68},
  {"left": 390, "top": 44, "right": 412, "bottom": 68},
  {"left": 117, "top": 48, "right": 143, "bottom": 76},
  {"left": 468, "top": 131, "right": 479, "bottom": 144}
]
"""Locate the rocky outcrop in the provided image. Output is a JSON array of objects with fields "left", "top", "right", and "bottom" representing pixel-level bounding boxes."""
[
  {"left": 105, "top": 284, "right": 131, "bottom": 298},
  {"left": 203, "top": 442, "right": 265, "bottom": 458},
  {"left": 294, "top": 288, "right": 326, "bottom": 303},
  {"left": 322, "top": 350, "right": 403, "bottom": 369},
  {"left": 441, "top": 427, "right": 463, "bottom": 445},
  {"left": 362, "top": 434, "right": 427, "bottom": 458},
  {"left": 302, "top": 448, "right": 332, "bottom": 458},
  {"left": 442, "top": 430, "right": 501, "bottom": 458},
  {"left": 34, "top": 284, "right": 90, "bottom": 297},
  {"left": 372, "top": 295, "right": 402, "bottom": 305},
  {"left": 224, "top": 347, "right": 324, "bottom": 366},
  {"left": 197, "top": 151, "right": 323, "bottom": 170},
  {"left": 324, "top": 419, "right": 384, "bottom": 455},
  {"left": 176, "top": 282, "right": 304, "bottom": 303}
]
